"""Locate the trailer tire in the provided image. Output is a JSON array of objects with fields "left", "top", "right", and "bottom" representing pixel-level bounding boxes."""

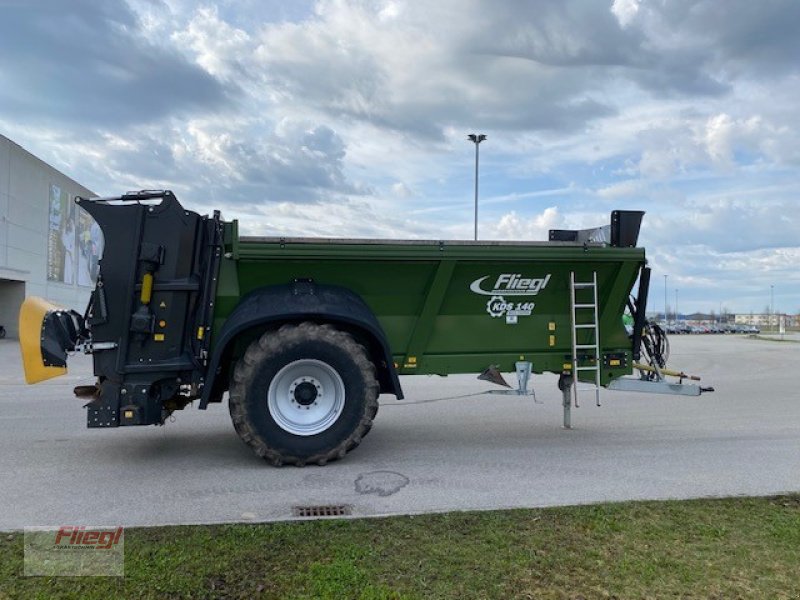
[{"left": 228, "top": 322, "right": 379, "bottom": 466}]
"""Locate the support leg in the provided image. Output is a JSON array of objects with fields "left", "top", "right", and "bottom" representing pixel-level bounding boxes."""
[
  {"left": 514, "top": 361, "right": 532, "bottom": 396},
  {"left": 558, "top": 373, "right": 573, "bottom": 430}
]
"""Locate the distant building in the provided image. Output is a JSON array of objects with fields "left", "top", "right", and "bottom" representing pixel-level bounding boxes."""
[
  {"left": 735, "top": 313, "right": 798, "bottom": 328},
  {"left": 0, "top": 133, "right": 96, "bottom": 338}
]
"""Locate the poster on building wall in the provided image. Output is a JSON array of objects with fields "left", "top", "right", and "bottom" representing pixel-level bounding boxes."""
[
  {"left": 47, "top": 184, "right": 76, "bottom": 284},
  {"left": 76, "top": 204, "right": 103, "bottom": 287},
  {"left": 47, "top": 184, "right": 103, "bottom": 286}
]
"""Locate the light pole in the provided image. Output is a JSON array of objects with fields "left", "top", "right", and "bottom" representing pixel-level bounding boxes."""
[
  {"left": 664, "top": 275, "right": 668, "bottom": 323},
  {"left": 675, "top": 289, "right": 679, "bottom": 324},
  {"left": 770, "top": 285, "right": 774, "bottom": 332},
  {"left": 467, "top": 133, "right": 486, "bottom": 241}
]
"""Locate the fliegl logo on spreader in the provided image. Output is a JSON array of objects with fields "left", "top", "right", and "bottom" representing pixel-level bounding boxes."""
[{"left": 469, "top": 273, "right": 551, "bottom": 296}]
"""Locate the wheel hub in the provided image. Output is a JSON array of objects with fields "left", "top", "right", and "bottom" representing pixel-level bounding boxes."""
[
  {"left": 267, "top": 359, "right": 346, "bottom": 436},
  {"left": 291, "top": 379, "right": 320, "bottom": 406}
]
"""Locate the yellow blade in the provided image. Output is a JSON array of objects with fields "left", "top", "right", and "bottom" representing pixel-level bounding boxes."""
[{"left": 19, "top": 296, "right": 67, "bottom": 384}]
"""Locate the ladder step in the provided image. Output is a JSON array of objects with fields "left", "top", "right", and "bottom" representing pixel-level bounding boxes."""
[
  {"left": 574, "top": 324, "right": 596, "bottom": 329},
  {"left": 573, "top": 283, "right": 595, "bottom": 289},
  {"left": 574, "top": 303, "right": 596, "bottom": 308},
  {"left": 575, "top": 344, "right": 598, "bottom": 349},
  {"left": 575, "top": 366, "right": 599, "bottom": 371}
]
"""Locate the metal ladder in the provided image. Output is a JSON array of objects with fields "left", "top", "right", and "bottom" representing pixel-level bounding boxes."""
[{"left": 569, "top": 271, "right": 601, "bottom": 407}]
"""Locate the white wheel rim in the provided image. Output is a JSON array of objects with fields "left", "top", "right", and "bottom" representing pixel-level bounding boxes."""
[{"left": 267, "top": 359, "right": 346, "bottom": 436}]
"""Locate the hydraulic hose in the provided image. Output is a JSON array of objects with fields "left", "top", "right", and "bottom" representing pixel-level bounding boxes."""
[{"left": 639, "top": 320, "right": 670, "bottom": 380}]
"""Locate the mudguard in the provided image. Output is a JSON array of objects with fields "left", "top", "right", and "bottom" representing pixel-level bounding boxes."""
[{"left": 199, "top": 281, "right": 403, "bottom": 408}]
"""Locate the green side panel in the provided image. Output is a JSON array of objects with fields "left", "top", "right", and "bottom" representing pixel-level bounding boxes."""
[{"left": 214, "top": 230, "right": 645, "bottom": 384}]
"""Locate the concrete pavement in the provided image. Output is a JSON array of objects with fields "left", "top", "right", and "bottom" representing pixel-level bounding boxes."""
[{"left": 1, "top": 334, "right": 798, "bottom": 530}]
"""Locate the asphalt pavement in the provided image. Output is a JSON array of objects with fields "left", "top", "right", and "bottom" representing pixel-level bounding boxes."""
[{"left": 1, "top": 334, "right": 798, "bottom": 530}]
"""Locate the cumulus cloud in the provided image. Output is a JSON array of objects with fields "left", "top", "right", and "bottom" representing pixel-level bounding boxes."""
[
  {"left": 236, "top": 196, "right": 445, "bottom": 240},
  {"left": 390, "top": 182, "right": 414, "bottom": 198},
  {"left": 596, "top": 179, "right": 644, "bottom": 199},
  {"left": 703, "top": 113, "right": 765, "bottom": 167},
  {"left": 0, "top": 0, "right": 227, "bottom": 126},
  {"left": 646, "top": 197, "right": 800, "bottom": 254},
  {"left": 611, "top": 0, "right": 641, "bottom": 28},
  {"left": 0, "top": 0, "right": 798, "bottom": 312},
  {"left": 239, "top": 0, "right": 644, "bottom": 140},
  {"left": 486, "top": 207, "right": 564, "bottom": 240},
  {"left": 171, "top": 7, "right": 251, "bottom": 81}
]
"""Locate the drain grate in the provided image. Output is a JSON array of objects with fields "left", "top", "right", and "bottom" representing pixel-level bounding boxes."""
[{"left": 292, "top": 504, "right": 352, "bottom": 518}]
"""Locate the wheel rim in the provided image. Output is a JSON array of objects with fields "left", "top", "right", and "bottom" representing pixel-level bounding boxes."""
[{"left": 267, "top": 359, "right": 346, "bottom": 436}]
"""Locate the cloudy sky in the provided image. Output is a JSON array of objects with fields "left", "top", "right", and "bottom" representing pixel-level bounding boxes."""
[{"left": 1, "top": 0, "right": 798, "bottom": 315}]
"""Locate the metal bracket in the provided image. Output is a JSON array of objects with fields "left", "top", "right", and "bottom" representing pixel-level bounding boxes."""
[
  {"left": 607, "top": 378, "right": 704, "bottom": 396},
  {"left": 76, "top": 341, "right": 118, "bottom": 354},
  {"left": 487, "top": 361, "right": 538, "bottom": 400}
]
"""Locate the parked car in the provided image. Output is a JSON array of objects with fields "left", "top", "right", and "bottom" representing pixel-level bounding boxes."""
[{"left": 733, "top": 324, "right": 759, "bottom": 334}]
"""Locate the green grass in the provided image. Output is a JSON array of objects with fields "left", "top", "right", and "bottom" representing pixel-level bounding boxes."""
[{"left": 2, "top": 495, "right": 799, "bottom": 599}]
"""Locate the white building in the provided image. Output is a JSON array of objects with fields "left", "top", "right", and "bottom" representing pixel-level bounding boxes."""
[
  {"left": 0, "top": 134, "right": 96, "bottom": 338},
  {"left": 735, "top": 313, "right": 798, "bottom": 328}
]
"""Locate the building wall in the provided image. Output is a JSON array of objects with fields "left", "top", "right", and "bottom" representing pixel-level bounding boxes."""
[
  {"left": 735, "top": 313, "right": 799, "bottom": 328},
  {"left": 0, "top": 134, "right": 95, "bottom": 338},
  {"left": 0, "top": 279, "right": 25, "bottom": 337}
]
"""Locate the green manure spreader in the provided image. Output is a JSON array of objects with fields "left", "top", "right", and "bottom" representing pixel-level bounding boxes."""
[{"left": 20, "top": 190, "right": 709, "bottom": 466}]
